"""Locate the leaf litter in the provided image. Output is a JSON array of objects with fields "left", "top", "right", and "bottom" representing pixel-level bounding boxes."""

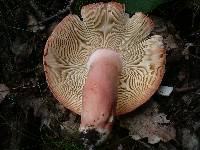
[
  {"left": 120, "top": 101, "right": 176, "bottom": 144},
  {"left": 0, "top": 84, "right": 10, "bottom": 104}
]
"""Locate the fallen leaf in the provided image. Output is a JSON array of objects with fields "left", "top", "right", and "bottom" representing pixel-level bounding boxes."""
[
  {"left": 163, "top": 34, "right": 178, "bottom": 51},
  {"left": 0, "top": 84, "right": 10, "bottom": 103},
  {"left": 61, "top": 113, "right": 79, "bottom": 138},
  {"left": 27, "top": 15, "right": 45, "bottom": 32},
  {"left": 120, "top": 101, "right": 176, "bottom": 144}
]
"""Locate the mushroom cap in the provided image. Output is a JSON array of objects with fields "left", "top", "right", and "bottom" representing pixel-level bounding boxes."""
[{"left": 43, "top": 2, "right": 166, "bottom": 115}]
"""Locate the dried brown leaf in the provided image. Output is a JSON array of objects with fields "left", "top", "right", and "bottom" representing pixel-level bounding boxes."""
[
  {"left": 120, "top": 102, "right": 176, "bottom": 144},
  {"left": 0, "top": 84, "right": 9, "bottom": 103}
]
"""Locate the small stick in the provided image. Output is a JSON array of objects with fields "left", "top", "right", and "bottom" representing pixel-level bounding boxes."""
[{"left": 38, "top": 0, "right": 74, "bottom": 25}]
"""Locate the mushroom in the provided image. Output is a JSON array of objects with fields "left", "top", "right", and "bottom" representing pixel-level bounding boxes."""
[{"left": 43, "top": 2, "right": 165, "bottom": 147}]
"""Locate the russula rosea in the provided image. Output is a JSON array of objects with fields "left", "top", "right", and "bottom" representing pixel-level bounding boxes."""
[{"left": 43, "top": 2, "right": 165, "bottom": 147}]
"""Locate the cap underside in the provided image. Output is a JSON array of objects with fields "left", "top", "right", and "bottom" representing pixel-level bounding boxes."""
[{"left": 43, "top": 2, "right": 166, "bottom": 115}]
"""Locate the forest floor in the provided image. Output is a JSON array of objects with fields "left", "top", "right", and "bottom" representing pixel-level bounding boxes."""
[{"left": 0, "top": 0, "right": 200, "bottom": 150}]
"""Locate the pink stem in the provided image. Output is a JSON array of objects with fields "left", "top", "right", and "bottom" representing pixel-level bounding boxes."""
[{"left": 80, "top": 48, "right": 122, "bottom": 132}]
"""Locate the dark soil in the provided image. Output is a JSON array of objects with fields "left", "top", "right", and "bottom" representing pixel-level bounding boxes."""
[{"left": 0, "top": 0, "right": 200, "bottom": 150}]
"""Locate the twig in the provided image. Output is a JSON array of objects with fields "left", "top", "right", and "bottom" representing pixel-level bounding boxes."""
[
  {"left": 136, "top": 140, "right": 152, "bottom": 149},
  {"left": 38, "top": 0, "right": 74, "bottom": 25},
  {"left": 189, "top": 54, "right": 200, "bottom": 60},
  {"left": 175, "top": 86, "right": 197, "bottom": 92},
  {"left": 7, "top": 25, "right": 34, "bottom": 33},
  {"left": 0, "top": 82, "right": 46, "bottom": 93}
]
